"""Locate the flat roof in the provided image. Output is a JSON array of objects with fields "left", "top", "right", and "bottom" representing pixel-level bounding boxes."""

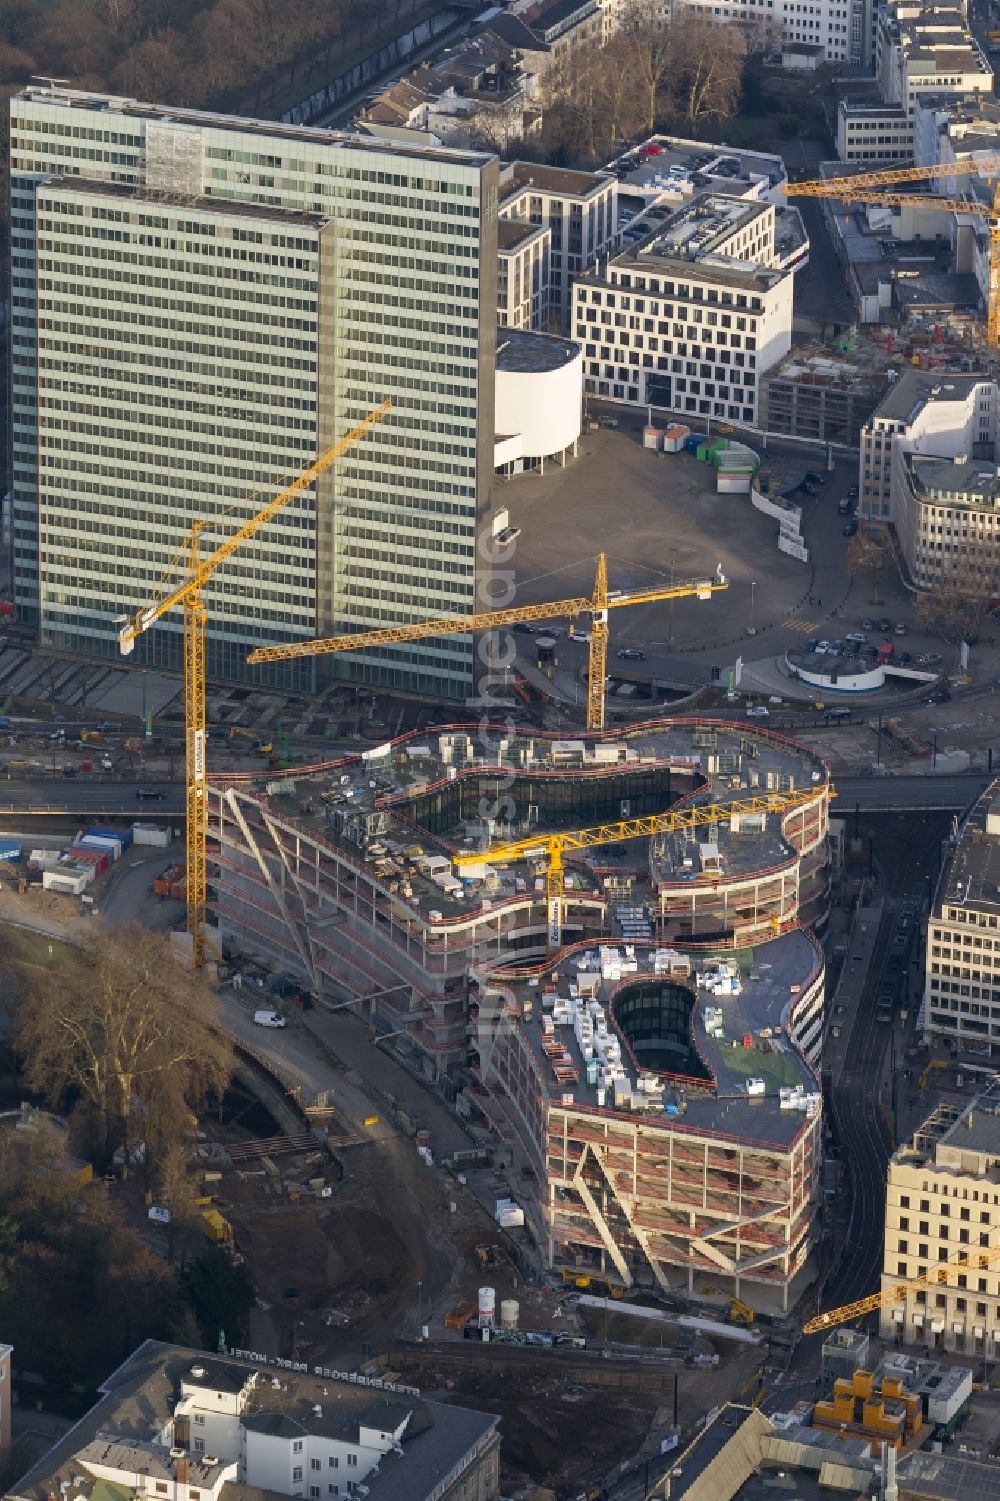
[
  {"left": 495, "top": 927, "right": 821, "bottom": 1147},
  {"left": 216, "top": 719, "right": 829, "bottom": 929},
  {"left": 898, "top": 1449, "right": 1000, "bottom": 1500},
  {"left": 497, "top": 217, "right": 546, "bottom": 251},
  {"left": 605, "top": 136, "right": 785, "bottom": 198},
  {"left": 495, "top": 326, "right": 579, "bottom": 373},
  {"left": 936, "top": 781, "right": 1000, "bottom": 918},
  {"left": 639, "top": 193, "right": 769, "bottom": 261},
  {"left": 15, "top": 84, "right": 493, "bottom": 169},
  {"left": 910, "top": 453, "right": 1000, "bottom": 501},
  {"left": 871, "top": 366, "right": 987, "bottom": 422},
  {"left": 499, "top": 160, "right": 612, "bottom": 202}
]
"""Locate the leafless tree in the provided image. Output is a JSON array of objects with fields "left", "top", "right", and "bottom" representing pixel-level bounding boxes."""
[{"left": 15, "top": 924, "right": 231, "bottom": 1170}]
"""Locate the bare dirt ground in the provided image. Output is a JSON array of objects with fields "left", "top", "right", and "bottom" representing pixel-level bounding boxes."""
[{"left": 381, "top": 1340, "right": 764, "bottom": 1496}]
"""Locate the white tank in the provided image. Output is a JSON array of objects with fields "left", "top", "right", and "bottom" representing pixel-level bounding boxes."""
[
  {"left": 478, "top": 1285, "right": 496, "bottom": 1325},
  {"left": 500, "top": 1298, "right": 519, "bottom": 1330}
]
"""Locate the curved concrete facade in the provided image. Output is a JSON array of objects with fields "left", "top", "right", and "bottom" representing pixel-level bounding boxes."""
[{"left": 495, "top": 328, "right": 582, "bottom": 462}]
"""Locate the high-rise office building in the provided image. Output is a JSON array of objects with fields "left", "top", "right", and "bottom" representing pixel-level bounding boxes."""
[{"left": 8, "top": 85, "right": 499, "bottom": 696}]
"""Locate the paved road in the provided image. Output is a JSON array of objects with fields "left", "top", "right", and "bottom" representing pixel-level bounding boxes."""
[
  {"left": 0, "top": 780, "right": 185, "bottom": 814},
  {"left": 822, "top": 814, "right": 949, "bottom": 1325},
  {"left": 832, "top": 774, "right": 988, "bottom": 810},
  {"left": 0, "top": 772, "right": 986, "bottom": 820}
]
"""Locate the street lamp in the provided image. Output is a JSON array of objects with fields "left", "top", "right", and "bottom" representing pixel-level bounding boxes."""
[
  {"left": 932, "top": 731, "right": 938, "bottom": 770},
  {"left": 750, "top": 580, "right": 757, "bottom": 636},
  {"left": 417, "top": 1280, "right": 423, "bottom": 1337}
]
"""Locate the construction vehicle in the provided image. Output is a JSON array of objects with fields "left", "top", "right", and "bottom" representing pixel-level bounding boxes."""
[
  {"left": 474, "top": 1244, "right": 503, "bottom": 1270},
  {"left": 199, "top": 1208, "right": 234, "bottom": 1246},
  {"left": 152, "top": 863, "right": 186, "bottom": 900},
  {"left": 729, "top": 1298, "right": 756, "bottom": 1325},
  {"left": 787, "top": 156, "right": 1000, "bottom": 345},
  {"left": 454, "top": 783, "right": 833, "bottom": 950},
  {"left": 117, "top": 399, "right": 391, "bottom": 966},
  {"left": 918, "top": 1057, "right": 948, "bottom": 1090},
  {"left": 247, "top": 553, "right": 728, "bottom": 732},
  {"left": 559, "top": 1269, "right": 625, "bottom": 1297},
  {"left": 803, "top": 1242, "right": 1000, "bottom": 1336}
]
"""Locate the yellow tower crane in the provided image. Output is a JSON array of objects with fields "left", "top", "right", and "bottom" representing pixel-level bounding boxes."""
[
  {"left": 453, "top": 783, "right": 831, "bottom": 950},
  {"left": 787, "top": 154, "right": 1000, "bottom": 344},
  {"left": 247, "top": 553, "right": 728, "bottom": 732},
  {"left": 117, "top": 400, "right": 392, "bottom": 966},
  {"left": 803, "top": 1241, "right": 1000, "bottom": 1336}
]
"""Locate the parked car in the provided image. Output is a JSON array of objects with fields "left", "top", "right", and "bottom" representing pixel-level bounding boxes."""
[
  {"left": 837, "top": 497, "right": 853, "bottom": 516},
  {"left": 815, "top": 641, "right": 831, "bottom": 654},
  {"left": 847, "top": 485, "right": 859, "bottom": 499},
  {"left": 513, "top": 622, "right": 536, "bottom": 634},
  {"left": 136, "top": 787, "right": 166, "bottom": 800},
  {"left": 927, "top": 689, "right": 951, "bottom": 704},
  {"left": 845, "top": 631, "right": 867, "bottom": 644},
  {"left": 824, "top": 707, "right": 851, "bottom": 721},
  {"left": 895, "top": 622, "right": 907, "bottom": 635},
  {"left": 617, "top": 648, "right": 646, "bottom": 661},
  {"left": 805, "top": 638, "right": 820, "bottom": 653},
  {"left": 569, "top": 628, "right": 591, "bottom": 643},
  {"left": 804, "top": 471, "right": 824, "bottom": 485},
  {"left": 862, "top": 618, "right": 874, "bottom": 630},
  {"left": 917, "top": 653, "right": 942, "bottom": 666},
  {"left": 495, "top": 525, "right": 521, "bottom": 544},
  {"left": 745, "top": 705, "right": 770, "bottom": 718},
  {"left": 877, "top": 618, "right": 892, "bottom": 633},
  {"left": 843, "top": 521, "right": 858, "bottom": 537}
]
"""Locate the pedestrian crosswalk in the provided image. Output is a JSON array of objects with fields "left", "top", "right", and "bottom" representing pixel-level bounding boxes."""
[{"left": 782, "top": 618, "right": 821, "bottom": 635}]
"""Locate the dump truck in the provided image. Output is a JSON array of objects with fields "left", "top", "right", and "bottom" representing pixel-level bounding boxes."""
[{"left": 200, "top": 1208, "right": 233, "bottom": 1245}]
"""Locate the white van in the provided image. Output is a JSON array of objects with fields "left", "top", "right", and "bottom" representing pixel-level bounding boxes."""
[{"left": 253, "top": 1009, "right": 286, "bottom": 1028}]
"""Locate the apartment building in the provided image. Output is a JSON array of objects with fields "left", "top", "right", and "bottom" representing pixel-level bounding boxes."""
[
  {"left": 881, "top": 1083, "right": 1000, "bottom": 1356},
  {"left": 571, "top": 194, "right": 799, "bottom": 424},
  {"left": 7, "top": 1343, "right": 501, "bottom": 1501},
  {"left": 498, "top": 162, "right": 617, "bottom": 329},
  {"left": 858, "top": 368, "right": 993, "bottom": 522},
  {"left": 924, "top": 781, "right": 1000, "bottom": 1051},
  {"left": 8, "top": 84, "right": 499, "bottom": 698}
]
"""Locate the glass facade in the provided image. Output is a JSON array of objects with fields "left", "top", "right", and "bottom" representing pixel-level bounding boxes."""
[{"left": 8, "top": 88, "right": 499, "bottom": 697}]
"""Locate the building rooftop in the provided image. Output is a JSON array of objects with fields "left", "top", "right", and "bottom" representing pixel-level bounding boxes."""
[
  {"left": 638, "top": 193, "right": 769, "bottom": 261},
  {"left": 897, "top": 1449, "right": 1000, "bottom": 1500},
  {"left": 489, "top": 926, "right": 822, "bottom": 1147},
  {"left": 8, "top": 1343, "right": 499, "bottom": 1501},
  {"left": 606, "top": 136, "right": 786, "bottom": 199},
  {"left": 15, "top": 83, "right": 494, "bottom": 169},
  {"left": 219, "top": 719, "right": 829, "bottom": 931},
  {"left": 495, "top": 326, "right": 579, "bottom": 373},
  {"left": 909, "top": 452, "right": 1000, "bottom": 502},
  {"left": 936, "top": 781, "right": 1000, "bottom": 917},
  {"left": 871, "top": 366, "right": 987, "bottom": 422},
  {"left": 497, "top": 217, "right": 546, "bottom": 251},
  {"left": 499, "top": 160, "right": 612, "bottom": 202}
]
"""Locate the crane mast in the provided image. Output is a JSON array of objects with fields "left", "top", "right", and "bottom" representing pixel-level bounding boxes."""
[{"left": 117, "top": 399, "right": 391, "bottom": 965}]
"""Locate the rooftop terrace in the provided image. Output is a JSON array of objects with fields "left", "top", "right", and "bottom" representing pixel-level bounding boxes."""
[{"left": 487, "top": 926, "right": 822, "bottom": 1146}]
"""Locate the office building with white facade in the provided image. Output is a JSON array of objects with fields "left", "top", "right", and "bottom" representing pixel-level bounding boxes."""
[
  {"left": 837, "top": 2, "right": 993, "bottom": 164},
  {"left": 923, "top": 781, "right": 1000, "bottom": 1051},
  {"left": 881, "top": 1082, "right": 1000, "bottom": 1356},
  {"left": 571, "top": 194, "right": 803, "bottom": 424},
  {"left": 498, "top": 162, "right": 617, "bottom": 330},
  {"left": 858, "top": 370, "right": 999, "bottom": 598},
  {"left": 6, "top": 1344, "right": 500, "bottom": 1501},
  {"left": 666, "top": 0, "right": 855, "bottom": 62},
  {"left": 8, "top": 84, "right": 500, "bottom": 698}
]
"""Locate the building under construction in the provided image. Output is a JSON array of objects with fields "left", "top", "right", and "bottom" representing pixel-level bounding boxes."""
[
  {"left": 210, "top": 717, "right": 831, "bottom": 1302},
  {"left": 759, "top": 344, "right": 889, "bottom": 446}
]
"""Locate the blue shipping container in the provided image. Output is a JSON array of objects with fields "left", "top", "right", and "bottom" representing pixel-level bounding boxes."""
[
  {"left": 0, "top": 842, "right": 22, "bottom": 862},
  {"left": 88, "top": 825, "right": 133, "bottom": 851}
]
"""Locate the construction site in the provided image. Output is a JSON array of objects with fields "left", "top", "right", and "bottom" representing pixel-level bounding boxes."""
[{"left": 206, "top": 715, "right": 832, "bottom": 1310}]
